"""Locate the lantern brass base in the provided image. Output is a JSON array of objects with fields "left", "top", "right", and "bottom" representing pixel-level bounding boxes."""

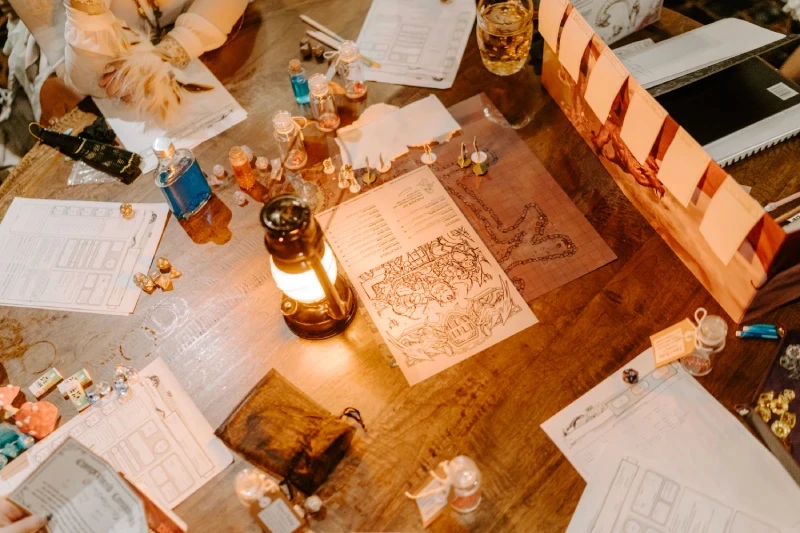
[{"left": 280, "top": 275, "right": 357, "bottom": 340}]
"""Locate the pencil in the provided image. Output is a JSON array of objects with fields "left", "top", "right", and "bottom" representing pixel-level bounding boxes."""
[{"left": 776, "top": 203, "right": 800, "bottom": 224}]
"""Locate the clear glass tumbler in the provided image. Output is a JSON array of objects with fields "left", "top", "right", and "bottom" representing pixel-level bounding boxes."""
[{"left": 476, "top": 0, "right": 534, "bottom": 76}]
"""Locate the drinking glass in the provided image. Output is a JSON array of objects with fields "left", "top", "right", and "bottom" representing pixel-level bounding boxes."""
[{"left": 476, "top": 0, "right": 534, "bottom": 76}]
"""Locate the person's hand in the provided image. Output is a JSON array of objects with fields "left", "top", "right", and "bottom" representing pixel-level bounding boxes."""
[
  {"left": 99, "top": 61, "right": 133, "bottom": 104},
  {"left": 0, "top": 496, "right": 47, "bottom": 533}
]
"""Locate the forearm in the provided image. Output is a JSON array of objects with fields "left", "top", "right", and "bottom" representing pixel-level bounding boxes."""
[
  {"left": 167, "top": 0, "right": 248, "bottom": 62},
  {"left": 63, "top": 2, "right": 128, "bottom": 97}
]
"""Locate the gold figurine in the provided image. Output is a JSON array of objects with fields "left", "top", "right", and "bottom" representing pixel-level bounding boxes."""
[
  {"left": 457, "top": 142, "right": 472, "bottom": 168},
  {"left": 471, "top": 137, "right": 489, "bottom": 176},
  {"left": 362, "top": 157, "right": 377, "bottom": 185}
]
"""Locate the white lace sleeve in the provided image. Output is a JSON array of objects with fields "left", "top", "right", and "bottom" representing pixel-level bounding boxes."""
[
  {"left": 64, "top": 6, "right": 131, "bottom": 96},
  {"left": 167, "top": 0, "right": 248, "bottom": 60}
]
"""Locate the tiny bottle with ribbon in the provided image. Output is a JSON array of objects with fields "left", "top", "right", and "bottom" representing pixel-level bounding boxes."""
[
  {"left": 335, "top": 41, "right": 368, "bottom": 100},
  {"left": 680, "top": 308, "right": 728, "bottom": 377},
  {"left": 272, "top": 110, "right": 308, "bottom": 171},
  {"left": 308, "top": 74, "right": 341, "bottom": 133}
]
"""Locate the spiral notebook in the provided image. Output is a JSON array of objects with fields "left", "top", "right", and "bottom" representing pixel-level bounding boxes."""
[{"left": 656, "top": 56, "right": 800, "bottom": 167}]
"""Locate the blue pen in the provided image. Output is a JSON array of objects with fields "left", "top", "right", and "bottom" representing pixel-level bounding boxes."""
[{"left": 736, "top": 330, "right": 779, "bottom": 340}]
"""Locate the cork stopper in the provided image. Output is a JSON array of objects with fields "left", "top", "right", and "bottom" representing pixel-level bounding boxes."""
[
  {"left": 229, "top": 146, "right": 248, "bottom": 166},
  {"left": 289, "top": 59, "right": 302, "bottom": 72}
]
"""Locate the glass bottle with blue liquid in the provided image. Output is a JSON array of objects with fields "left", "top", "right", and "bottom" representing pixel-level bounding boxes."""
[
  {"left": 153, "top": 138, "right": 212, "bottom": 220},
  {"left": 288, "top": 59, "right": 310, "bottom": 105}
]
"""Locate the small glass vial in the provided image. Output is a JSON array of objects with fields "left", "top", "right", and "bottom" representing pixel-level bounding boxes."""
[
  {"left": 336, "top": 41, "right": 367, "bottom": 100},
  {"left": 448, "top": 456, "right": 482, "bottom": 513},
  {"left": 272, "top": 110, "right": 308, "bottom": 170},
  {"left": 308, "top": 74, "right": 340, "bottom": 132},
  {"left": 681, "top": 311, "right": 727, "bottom": 377},
  {"left": 153, "top": 138, "right": 212, "bottom": 220},
  {"left": 229, "top": 146, "right": 256, "bottom": 190},
  {"left": 288, "top": 59, "right": 310, "bottom": 105}
]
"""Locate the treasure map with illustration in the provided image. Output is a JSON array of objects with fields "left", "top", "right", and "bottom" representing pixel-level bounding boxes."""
[
  {"left": 297, "top": 94, "right": 616, "bottom": 304},
  {"left": 316, "top": 167, "right": 538, "bottom": 385}
]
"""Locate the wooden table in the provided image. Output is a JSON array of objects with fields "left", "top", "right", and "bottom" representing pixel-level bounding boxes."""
[{"left": 1, "top": 4, "right": 798, "bottom": 532}]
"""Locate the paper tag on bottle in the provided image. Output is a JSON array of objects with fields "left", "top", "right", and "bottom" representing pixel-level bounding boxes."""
[
  {"left": 410, "top": 464, "right": 449, "bottom": 528},
  {"left": 650, "top": 319, "right": 696, "bottom": 367},
  {"left": 250, "top": 490, "right": 306, "bottom": 533}
]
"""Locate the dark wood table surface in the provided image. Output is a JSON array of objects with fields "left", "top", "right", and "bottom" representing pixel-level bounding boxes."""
[{"left": 1, "top": 3, "right": 798, "bottom": 532}]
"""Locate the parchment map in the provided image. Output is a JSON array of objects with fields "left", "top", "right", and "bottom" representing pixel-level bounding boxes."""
[
  {"left": 316, "top": 167, "right": 537, "bottom": 385},
  {"left": 302, "top": 94, "right": 616, "bottom": 304},
  {"left": 358, "top": 227, "right": 522, "bottom": 367}
]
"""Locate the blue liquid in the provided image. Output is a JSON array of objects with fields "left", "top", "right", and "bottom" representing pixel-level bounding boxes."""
[
  {"left": 291, "top": 74, "right": 310, "bottom": 104},
  {"left": 157, "top": 158, "right": 211, "bottom": 219}
]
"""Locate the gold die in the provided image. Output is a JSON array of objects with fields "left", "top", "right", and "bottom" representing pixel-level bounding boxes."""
[
  {"left": 755, "top": 404, "right": 772, "bottom": 423},
  {"left": 758, "top": 391, "right": 775, "bottom": 406},
  {"left": 770, "top": 398, "right": 788, "bottom": 416},
  {"left": 153, "top": 274, "right": 173, "bottom": 291},
  {"left": 771, "top": 420, "right": 791, "bottom": 440},
  {"left": 156, "top": 257, "right": 172, "bottom": 273},
  {"left": 782, "top": 412, "right": 797, "bottom": 430},
  {"left": 781, "top": 389, "right": 796, "bottom": 403},
  {"left": 119, "top": 203, "right": 134, "bottom": 219},
  {"left": 169, "top": 268, "right": 182, "bottom": 279},
  {"left": 133, "top": 273, "right": 156, "bottom": 295}
]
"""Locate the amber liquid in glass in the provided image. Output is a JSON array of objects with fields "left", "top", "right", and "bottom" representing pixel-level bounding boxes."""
[{"left": 477, "top": 2, "right": 534, "bottom": 76}]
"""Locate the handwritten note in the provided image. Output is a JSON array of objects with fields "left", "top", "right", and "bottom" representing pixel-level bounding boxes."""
[
  {"left": 584, "top": 48, "right": 629, "bottom": 123},
  {"left": 657, "top": 127, "right": 711, "bottom": 207},
  {"left": 558, "top": 10, "right": 595, "bottom": 83},
  {"left": 650, "top": 318, "right": 696, "bottom": 367},
  {"left": 699, "top": 175, "right": 764, "bottom": 265},
  {"left": 539, "top": 0, "right": 570, "bottom": 52},
  {"left": 620, "top": 85, "right": 668, "bottom": 164}
]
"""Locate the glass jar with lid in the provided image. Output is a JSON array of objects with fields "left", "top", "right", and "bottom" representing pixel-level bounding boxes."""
[
  {"left": 336, "top": 41, "right": 368, "bottom": 100},
  {"left": 308, "top": 74, "right": 340, "bottom": 132}
]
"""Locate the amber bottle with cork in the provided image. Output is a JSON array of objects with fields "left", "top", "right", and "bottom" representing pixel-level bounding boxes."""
[{"left": 229, "top": 146, "right": 256, "bottom": 190}]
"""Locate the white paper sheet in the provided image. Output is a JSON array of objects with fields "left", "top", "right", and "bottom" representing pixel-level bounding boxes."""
[
  {"left": 94, "top": 60, "right": 248, "bottom": 173},
  {"left": 541, "top": 349, "right": 800, "bottom": 530},
  {"left": 335, "top": 95, "right": 460, "bottom": 169},
  {"left": 619, "top": 18, "right": 783, "bottom": 89},
  {"left": 355, "top": 0, "right": 475, "bottom": 89},
  {"left": 0, "top": 358, "right": 232, "bottom": 510},
  {"left": 10, "top": 439, "right": 150, "bottom": 533},
  {"left": 316, "top": 167, "right": 538, "bottom": 385},
  {"left": 568, "top": 451, "right": 787, "bottom": 533},
  {"left": 0, "top": 198, "right": 168, "bottom": 315},
  {"left": 612, "top": 38, "right": 655, "bottom": 59}
]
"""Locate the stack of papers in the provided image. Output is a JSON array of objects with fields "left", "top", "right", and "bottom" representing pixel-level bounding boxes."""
[
  {"left": 94, "top": 60, "right": 248, "bottom": 173},
  {"left": 619, "top": 18, "right": 783, "bottom": 89},
  {"left": 542, "top": 349, "right": 800, "bottom": 531},
  {"left": 0, "top": 198, "right": 168, "bottom": 315}
]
